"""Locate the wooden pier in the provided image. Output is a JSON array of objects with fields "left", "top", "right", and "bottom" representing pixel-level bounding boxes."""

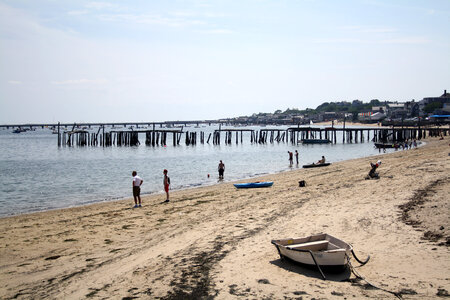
[
  {"left": 55, "top": 124, "right": 449, "bottom": 147},
  {"left": 286, "top": 126, "right": 449, "bottom": 144},
  {"left": 60, "top": 127, "right": 185, "bottom": 147}
]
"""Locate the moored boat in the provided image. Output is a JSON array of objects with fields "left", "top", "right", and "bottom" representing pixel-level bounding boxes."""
[
  {"left": 374, "top": 142, "right": 395, "bottom": 148},
  {"left": 301, "top": 139, "right": 331, "bottom": 144},
  {"left": 233, "top": 181, "right": 273, "bottom": 189},
  {"left": 302, "top": 163, "right": 331, "bottom": 168},
  {"left": 12, "top": 128, "right": 27, "bottom": 133}
]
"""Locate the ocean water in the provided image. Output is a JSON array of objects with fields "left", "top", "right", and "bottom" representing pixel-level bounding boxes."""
[{"left": 0, "top": 125, "right": 390, "bottom": 217}]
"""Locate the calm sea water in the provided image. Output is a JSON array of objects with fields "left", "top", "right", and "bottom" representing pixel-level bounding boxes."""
[{"left": 0, "top": 125, "right": 389, "bottom": 217}]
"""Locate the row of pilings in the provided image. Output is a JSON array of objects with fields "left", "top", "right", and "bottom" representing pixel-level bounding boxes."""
[
  {"left": 58, "top": 126, "right": 449, "bottom": 147},
  {"left": 288, "top": 126, "right": 449, "bottom": 144}
]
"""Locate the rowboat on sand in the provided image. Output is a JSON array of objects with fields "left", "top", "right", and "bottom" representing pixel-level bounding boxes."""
[
  {"left": 233, "top": 182, "right": 273, "bottom": 189},
  {"left": 271, "top": 233, "right": 369, "bottom": 279}
]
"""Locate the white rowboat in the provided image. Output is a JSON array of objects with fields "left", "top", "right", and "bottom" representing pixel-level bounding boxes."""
[{"left": 271, "top": 233, "right": 369, "bottom": 279}]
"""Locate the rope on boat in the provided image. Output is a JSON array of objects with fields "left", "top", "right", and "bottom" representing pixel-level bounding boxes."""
[
  {"left": 308, "top": 250, "right": 326, "bottom": 280},
  {"left": 348, "top": 260, "right": 402, "bottom": 299},
  {"left": 273, "top": 241, "right": 401, "bottom": 298},
  {"left": 351, "top": 249, "right": 370, "bottom": 265}
]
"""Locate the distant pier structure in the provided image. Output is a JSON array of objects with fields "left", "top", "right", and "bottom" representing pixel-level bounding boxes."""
[
  {"left": 54, "top": 123, "right": 449, "bottom": 147},
  {"left": 1, "top": 121, "right": 448, "bottom": 147}
]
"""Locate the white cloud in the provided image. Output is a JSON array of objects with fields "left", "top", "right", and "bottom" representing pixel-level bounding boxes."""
[
  {"left": 7, "top": 80, "right": 22, "bottom": 84},
  {"left": 380, "top": 37, "right": 430, "bottom": 44},
  {"left": 85, "top": 2, "right": 120, "bottom": 11},
  {"left": 339, "top": 25, "right": 397, "bottom": 34},
  {"left": 169, "top": 11, "right": 196, "bottom": 17},
  {"left": 360, "top": 27, "right": 397, "bottom": 34},
  {"left": 312, "top": 36, "right": 429, "bottom": 45},
  {"left": 97, "top": 13, "right": 206, "bottom": 27},
  {"left": 312, "top": 38, "right": 364, "bottom": 44},
  {"left": 199, "top": 29, "right": 233, "bottom": 34},
  {"left": 67, "top": 10, "right": 89, "bottom": 16},
  {"left": 0, "top": 3, "right": 77, "bottom": 41},
  {"left": 51, "top": 79, "right": 108, "bottom": 85}
]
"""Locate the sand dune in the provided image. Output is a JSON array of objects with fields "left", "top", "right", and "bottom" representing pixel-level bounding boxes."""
[{"left": 0, "top": 137, "right": 449, "bottom": 299}]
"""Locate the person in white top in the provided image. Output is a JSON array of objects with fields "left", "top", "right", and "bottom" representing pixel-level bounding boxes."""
[{"left": 132, "top": 171, "right": 143, "bottom": 208}]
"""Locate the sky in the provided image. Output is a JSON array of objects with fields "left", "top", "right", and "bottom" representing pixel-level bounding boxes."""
[{"left": 0, "top": 0, "right": 449, "bottom": 124}]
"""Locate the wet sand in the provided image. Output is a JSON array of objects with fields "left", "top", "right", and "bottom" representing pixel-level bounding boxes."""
[{"left": 0, "top": 137, "right": 449, "bottom": 299}]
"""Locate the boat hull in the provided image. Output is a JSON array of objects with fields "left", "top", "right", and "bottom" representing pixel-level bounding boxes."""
[
  {"left": 271, "top": 233, "right": 352, "bottom": 268},
  {"left": 301, "top": 139, "right": 331, "bottom": 144},
  {"left": 302, "top": 163, "right": 331, "bottom": 168},
  {"left": 374, "top": 143, "right": 395, "bottom": 148},
  {"left": 234, "top": 182, "right": 273, "bottom": 189}
]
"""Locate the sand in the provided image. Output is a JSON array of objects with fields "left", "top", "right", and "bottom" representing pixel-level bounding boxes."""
[
  {"left": 313, "top": 121, "right": 386, "bottom": 128},
  {"left": 0, "top": 137, "right": 449, "bottom": 299}
]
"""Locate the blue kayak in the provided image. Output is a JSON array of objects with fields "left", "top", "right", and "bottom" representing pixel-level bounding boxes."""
[{"left": 234, "top": 182, "right": 274, "bottom": 189}]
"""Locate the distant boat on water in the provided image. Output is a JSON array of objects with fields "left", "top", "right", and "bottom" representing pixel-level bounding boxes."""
[
  {"left": 301, "top": 139, "right": 331, "bottom": 144},
  {"left": 374, "top": 142, "right": 395, "bottom": 148},
  {"left": 12, "top": 128, "right": 27, "bottom": 133}
]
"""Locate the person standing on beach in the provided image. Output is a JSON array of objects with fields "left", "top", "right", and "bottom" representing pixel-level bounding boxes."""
[
  {"left": 163, "top": 169, "right": 170, "bottom": 202},
  {"left": 288, "top": 151, "right": 293, "bottom": 166},
  {"left": 295, "top": 150, "right": 299, "bottom": 164},
  {"left": 132, "top": 171, "right": 143, "bottom": 208},
  {"left": 218, "top": 160, "right": 225, "bottom": 179}
]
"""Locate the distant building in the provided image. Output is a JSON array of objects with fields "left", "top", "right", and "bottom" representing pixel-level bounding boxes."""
[
  {"left": 405, "top": 100, "right": 420, "bottom": 117},
  {"left": 419, "top": 90, "right": 450, "bottom": 115},
  {"left": 322, "top": 112, "right": 337, "bottom": 121},
  {"left": 388, "top": 102, "right": 408, "bottom": 119},
  {"left": 372, "top": 106, "right": 387, "bottom": 113},
  {"left": 431, "top": 102, "right": 450, "bottom": 116},
  {"left": 292, "top": 115, "right": 305, "bottom": 124},
  {"left": 358, "top": 111, "right": 386, "bottom": 122}
]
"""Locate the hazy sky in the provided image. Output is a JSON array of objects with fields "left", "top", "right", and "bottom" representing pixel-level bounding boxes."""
[{"left": 1, "top": 0, "right": 449, "bottom": 123}]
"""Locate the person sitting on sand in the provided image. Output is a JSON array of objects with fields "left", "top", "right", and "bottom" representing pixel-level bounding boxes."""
[
  {"left": 316, "top": 156, "right": 326, "bottom": 164},
  {"left": 368, "top": 160, "right": 381, "bottom": 179}
]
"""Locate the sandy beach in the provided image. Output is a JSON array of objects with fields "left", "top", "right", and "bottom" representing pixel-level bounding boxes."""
[
  {"left": 313, "top": 121, "right": 387, "bottom": 128},
  {"left": 0, "top": 137, "right": 449, "bottom": 299}
]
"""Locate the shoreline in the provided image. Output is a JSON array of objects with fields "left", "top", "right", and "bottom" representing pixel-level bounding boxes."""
[
  {"left": 0, "top": 140, "right": 410, "bottom": 220},
  {"left": 0, "top": 137, "right": 448, "bottom": 299}
]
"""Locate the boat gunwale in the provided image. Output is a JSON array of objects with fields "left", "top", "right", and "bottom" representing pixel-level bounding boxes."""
[{"left": 271, "top": 233, "right": 353, "bottom": 255}]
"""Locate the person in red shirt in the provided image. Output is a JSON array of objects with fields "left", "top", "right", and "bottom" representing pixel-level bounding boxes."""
[{"left": 163, "top": 169, "right": 170, "bottom": 203}]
